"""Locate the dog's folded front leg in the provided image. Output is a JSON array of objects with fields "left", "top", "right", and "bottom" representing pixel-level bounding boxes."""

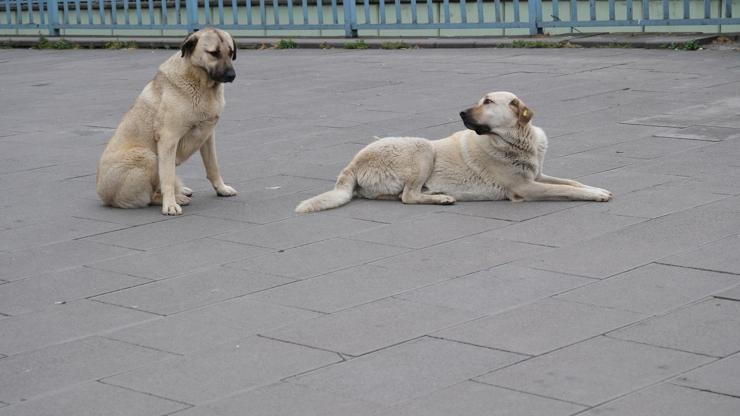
[{"left": 200, "top": 133, "right": 237, "bottom": 197}]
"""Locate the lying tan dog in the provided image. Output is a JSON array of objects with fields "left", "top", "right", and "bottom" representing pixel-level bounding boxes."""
[
  {"left": 97, "top": 28, "right": 238, "bottom": 215},
  {"left": 296, "top": 91, "right": 612, "bottom": 213}
]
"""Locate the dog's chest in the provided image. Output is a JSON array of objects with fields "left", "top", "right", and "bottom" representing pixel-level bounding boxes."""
[{"left": 176, "top": 114, "right": 220, "bottom": 164}]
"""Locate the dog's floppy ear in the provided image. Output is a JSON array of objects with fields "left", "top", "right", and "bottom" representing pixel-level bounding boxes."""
[
  {"left": 231, "top": 37, "right": 237, "bottom": 61},
  {"left": 180, "top": 32, "right": 198, "bottom": 58},
  {"left": 510, "top": 98, "right": 533, "bottom": 125}
]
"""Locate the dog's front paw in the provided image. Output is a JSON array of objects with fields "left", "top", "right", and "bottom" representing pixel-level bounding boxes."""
[
  {"left": 216, "top": 184, "right": 237, "bottom": 197},
  {"left": 590, "top": 188, "right": 613, "bottom": 202},
  {"left": 181, "top": 186, "right": 193, "bottom": 197},
  {"left": 438, "top": 195, "right": 456, "bottom": 205},
  {"left": 162, "top": 202, "right": 183, "bottom": 215}
]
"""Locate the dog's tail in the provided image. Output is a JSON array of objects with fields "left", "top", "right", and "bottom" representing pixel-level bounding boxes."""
[{"left": 295, "top": 168, "right": 356, "bottom": 213}]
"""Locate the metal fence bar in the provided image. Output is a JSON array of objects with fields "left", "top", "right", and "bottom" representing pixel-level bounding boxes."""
[
  {"left": 203, "top": 0, "right": 211, "bottom": 24},
  {"left": 259, "top": 0, "right": 265, "bottom": 24},
  {"left": 476, "top": 0, "right": 482, "bottom": 22},
  {"left": 363, "top": 0, "right": 369, "bottom": 23},
  {"left": 134, "top": 0, "right": 141, "bottom": 25},
  {"left": 552, "top": 0, "right": 559, "bottom": 20},
  {"left": 570, "top": 0, "right": 576, "bottom": 21},
  {"left": 608, "top": 0, "right": 614, "bottom": 19},
  {"left": 147, "top": 0, "right": 154, "bottom": 25},
  {"left": 316, "top": 0, "right": 322, "bottom": 24},
  {"left": 3, "top": 0, "right": 10, "bottom": 25},
  {"left": 662, "top": 0, "right": 668, "bottom": 19},
  {"left": 704, "top": 0, "right": 709, "bottom": 17},
  {"left": 287, "top": 0, "right": 293, "bottom": 24},
  {"left": 411, "top": 0, "right": 417, "bottom": 23},
  {"left": 589, "top": 0, "right": 595, "bottom": 20},
  {"left": 726, "top": 0, "right": 732, "bottom": 17},
  {"left": 28, "top": 0, "right": 34, "bottom": 24},
  {"left": 426, "top": 0, "right": 432, "bottom": 23},
  {"left": 300, "top": 0, "right": 306, "bottom": 24},
  {"left": 273, "top": 0, "right": 279, "bottom": 24},
  {"left": 626, "top": 0, "right": 632, "bottom": 19},
  {"left": 459, "top": 0, "right": 467, "bottom": 23},
  {"left": 494, "top": 0, "right": 501, "bottom": 21},
  {"left": 394, "top": 0, "right": 400, "bottom": 23},
  {"left": 331, "top": 0, "right": 338, "bottom": 24},
  {"left": 379, "top": 0, "right": 385, "bottom": 24},
  {"left": 217, "top": 0, "right": 224, "bottom": 24},
  {"left": 513, "top": 0, "right": 519, "bottom": 21},
  {"left": 73, "top": 0, "right": 81, "bottom": 24},
  {"left": 682, "top": 0, "right": 689, "bottom": 18},
  {"left": 643, "top": 0, "right": 649, "bottom": 19},
  {"left": 443, "top": 0, "right": 449, "bottom": 23}
]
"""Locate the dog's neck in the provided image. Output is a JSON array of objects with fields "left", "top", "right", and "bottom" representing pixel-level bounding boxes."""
[
  {"left": 489, "top": 123, "right": 535, "bottom": 153},
  {"left": 162, "top": 55, "right": 222, "bottom": 97}
]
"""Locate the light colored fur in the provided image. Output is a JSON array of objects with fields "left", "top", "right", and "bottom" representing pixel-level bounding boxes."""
[
  {"left": 96, "top": 28, "right": 238, "bottom": 215},
  {"left": 296, "top": 91, "right": 611, "bottom": 213}
]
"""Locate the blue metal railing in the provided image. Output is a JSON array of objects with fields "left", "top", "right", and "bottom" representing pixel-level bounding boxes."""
[{"left": 1, "top": 0, "right": 738, "bottom": 36}]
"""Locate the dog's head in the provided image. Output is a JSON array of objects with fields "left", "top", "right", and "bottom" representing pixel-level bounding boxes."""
[
  {"left": 180, "top": 28, "right": 237, "bottom": 83},
  {"left": 459, "top": 91, "right": 533, "bottom": 135}
]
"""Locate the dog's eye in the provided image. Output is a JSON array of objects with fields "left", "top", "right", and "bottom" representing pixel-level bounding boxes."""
[
  {"left": 208, "top": 50, "right": 219, "bottom": 57},
  {"left": 483, "top": 99, "right": 494, "bottom": 105}
]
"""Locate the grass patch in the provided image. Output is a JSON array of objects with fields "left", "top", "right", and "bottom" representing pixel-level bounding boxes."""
[
  {"left": 501, "top": 40, "right": 573, "bottom": 48},
  {"left": 319, "top": 41, "right": 333, "bottom": 49},
  {"left": 344, "top": 40, "right": 369, "bottom": 49},
  {"left": 34, "top": 36, "right": 79, "bottom": 49},
  {"left": 275, "top": 38, "right": 298, "bottom": 49},
  {"left": 104, "top": 40, "right": 138, "bottom": 49},
  {"left": 681, "top": 40, "right": 701, "bottom": 50},
  {"left": 380, "top": 41, "right": 410, "bottom": 49}
]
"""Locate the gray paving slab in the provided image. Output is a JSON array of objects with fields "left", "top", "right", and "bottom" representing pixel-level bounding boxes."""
[
  {"left": 653, "top": 125, "right": 740, "bottom": 142},
  {"left": 477, "top": 336, "right": 713, "bottom": 406},
  {"left": 0, "top": 300, "right": 157, "bottom": 355},
  {"left": 348, "top": 212, "right": 511, "bottom": 249},
  {"left": 0, "top": 336, "right": 174, "bottom": 405},
  {"left": 0, "top": 266, "right": 148, "bottom": 316},
  {"left": 371, "top": 232, "right": 549, "bottom": 282},
  {"left": 716, "top": 284, "right": 740, "bottom": 301},
  {"left": 175, "top": 382, "right": 385, "bottom": 416},
  {"left": 437, "top": 298, "right": 645, "bottom": 356},
  {"left": 555, "top": 263, "right": 739, "bottom": 315},
  {"left": 215, "top": 213, "right": 383, "bottom": 250},
  {"left": 106, "top": 297, "right": 321, "bottom": 355},
  {"left": 92, "top": 266, "right": 293, "bottom": 315},
  {"left": 397, "top": 264, "right": 594, "bottom": 315},
  {"left": 85, "top": 215, "right": 257, "bottom": 250},
  {"left": 610, "top": 298, "right": 740, "bottom": 357},
  {"left": 491, "top": 207, "right": 646, "bottom": 247},
  {"left": 660, "top": 234, "right": 740, "bottom": 275},
  {"left": 577, "top": 383, "right": 740, "bottom": 416},
  {"left": 88, "top": 238, "right": 271, "bottom": 280},
  {"left": 227, "top": 237, "right": 407, "bottom": 280},
  {"left": 103, "top": 336, "right": 341, "bottom": 405},
  {"left": 383, "top": 381, "right": 585, "bottom": 416},
  {"left": 248, "top": 263, "right": 453, "bottom": 313},
  {"left": 266, "top": 298, "right": 480, "bottom": 356},
  {"left": 593, "top": 180, "right": 731, "bottom": 219},
  {"left": 0, "top": 240, "right": 136, "bottom": 282},
  {"left": 672, "top": 353, "right": 740, "bottom": 397},
  {"left": 195, "top": 192, "right": 316, "bottom": 224},
  {"left": 290, "top": 337, "right": 525, "bottom": 406},
  {"left": 0, "top": 381, "right": 189, "bottom": 416},
  {"left": 521, "top": 200, "right": 740, "bottom": 278},
  {"left": 0, "top": 217, "right": 127, "bottom": 252},
  {"left": 589, "top": 136, "right": 709, "bottom": 159}
]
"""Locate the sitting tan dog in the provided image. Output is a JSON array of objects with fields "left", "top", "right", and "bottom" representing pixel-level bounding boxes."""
[
  {"left": 97, "top": 28, "right": 238, "bottom": 215},
  {"left": 296, "top": 91, "right": 612, "bottom": 213}
]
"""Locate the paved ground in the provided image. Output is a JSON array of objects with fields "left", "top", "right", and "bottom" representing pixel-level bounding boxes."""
[{"left": 0, "top": 47, "right": 739, "bottom": 415}]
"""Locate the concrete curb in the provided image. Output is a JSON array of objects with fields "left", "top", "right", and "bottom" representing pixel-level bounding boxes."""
[{"left": 1, "top": 33, "right": 736, "bottom": 50}]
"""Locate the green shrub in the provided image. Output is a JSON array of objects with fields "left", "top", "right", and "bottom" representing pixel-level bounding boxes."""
[
  {"left": 344, "top": 40, "right": 369, "bottom": 49},
  {"left": 276, "top": 39, "right": 298, "bottom": 49}
]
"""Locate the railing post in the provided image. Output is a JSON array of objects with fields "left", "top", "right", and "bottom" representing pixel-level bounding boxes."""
[
  {"left": 528, "top": 0, "right": 543, "bottom": 35},
  {"left": 343, "top": 0, "right": 358, "bottom": 37},
  {"left": 47, "top": 0, "right": 60, "bottom": 36},
  {"left": 186, "top": 0, "right": 199, "bottom": 32}
]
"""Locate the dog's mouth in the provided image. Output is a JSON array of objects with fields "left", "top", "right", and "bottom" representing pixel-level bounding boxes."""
[{"left": 459, "top": 111, "right": 492, "bottom": 135}]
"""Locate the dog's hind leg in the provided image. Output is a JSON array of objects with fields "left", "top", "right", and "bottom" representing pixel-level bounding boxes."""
[
  {"left": 97, "top": 148, "right": 158, "bottom": 209},
  {"left": 400, "top": 150, "right": 455, "bottom": 205}
]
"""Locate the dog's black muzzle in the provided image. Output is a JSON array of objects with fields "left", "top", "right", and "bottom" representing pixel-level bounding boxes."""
[
  {"left": 211, "top": 67, "right": 236, "bottom": 83},
  {"left": 460, "top": 109, "right": 491, "bottom": 135}
]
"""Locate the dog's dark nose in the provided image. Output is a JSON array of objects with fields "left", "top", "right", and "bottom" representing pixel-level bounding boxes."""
[
  {"left": 222, "top": 68, "right": 236, "bottom": 83},
  {"left": 459, "top": 111, "right": 466, "bottom": 119}
]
